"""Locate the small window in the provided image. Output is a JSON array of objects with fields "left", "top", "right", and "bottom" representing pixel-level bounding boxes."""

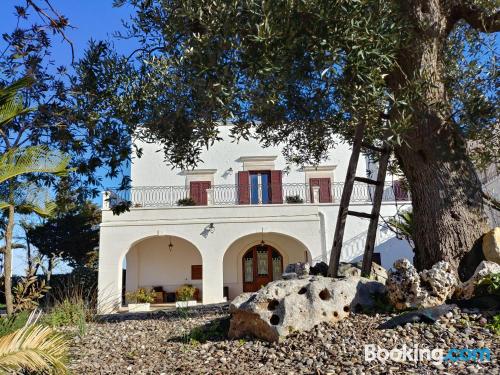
[{"left": 191, "top": 265, "right": 202, "bottom": 280}]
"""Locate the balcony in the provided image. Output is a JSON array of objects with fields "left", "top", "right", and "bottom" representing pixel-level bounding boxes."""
[{"left": 104, "top": 182, "right": 410, "bottom": 209}]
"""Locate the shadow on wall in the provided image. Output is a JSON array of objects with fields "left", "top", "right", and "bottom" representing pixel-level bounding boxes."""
[{"left": 351, "top": 236, "right": 414, "bottom": 270}]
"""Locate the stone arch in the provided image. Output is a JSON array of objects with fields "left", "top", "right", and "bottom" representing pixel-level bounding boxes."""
[
  {"left": 121, "top": 235, "right": 203, "bottom": 307},
  {"left": 222, "top": 232, "right": 313, "bottom": 300}
]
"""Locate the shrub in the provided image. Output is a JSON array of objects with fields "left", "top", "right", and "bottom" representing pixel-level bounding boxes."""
[
  {"left": 476, "top": 273, "right": 500, "bottom": 296},
  {"left": 44, "top": 299, "right": 86, "bottom": 335},
  {"left": 487, "top": 314, "right": 500, "bottom": 336},
  {"left": 125, "top": 288, "right": 155, "bottom": 304},
  {"left": 286, "top": 195, "right": 304, "bottom": 204},
  {"left": 0, "top": 311, "right": 30, "bottom": 337},
  {"left": 176, "top": 285, "right": 196, "bottom": 301},
  {"left": 177, "top": 197, "right": 196, "bottom": 206}
]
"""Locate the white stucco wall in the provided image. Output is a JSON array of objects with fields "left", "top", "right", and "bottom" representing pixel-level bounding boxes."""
[
  {"left": 131, "top": 125, "right": 369, "bottom": 187},
  {"left": 98, "top": 202, "right": 413, "bottom": 313},
  {"left": 98, "top": 124, "right": 412, "bottom": 314}
]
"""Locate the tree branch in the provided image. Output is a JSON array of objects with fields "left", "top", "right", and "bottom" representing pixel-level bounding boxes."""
[{"left": 453, "top": 1, "right": 500, "bottom": 32}]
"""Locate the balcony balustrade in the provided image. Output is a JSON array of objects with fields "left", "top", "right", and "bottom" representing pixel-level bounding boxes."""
[{"left": 104, "top": 181, "right": 410, "bottom": 209}]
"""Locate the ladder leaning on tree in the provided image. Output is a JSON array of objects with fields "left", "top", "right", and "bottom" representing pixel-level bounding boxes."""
[{"left": 327, "top": 121, "right": 391, "bottom": 278}]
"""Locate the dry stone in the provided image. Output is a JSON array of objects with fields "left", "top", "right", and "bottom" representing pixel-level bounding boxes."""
[
  {"left": 228, "top": 275, "right": 384, "bottom": 342},
  {"left": 454, "top": 260, "right": 500, "bottom": 300},
  {"left": 386, "top": 259, "right": 457, "bottom": 310},
  {"left": 483, "top": 227, "right": 500, "bottom": 264},
  {"left": 338, "top": 261, "right": 388, "bottom": 283}
]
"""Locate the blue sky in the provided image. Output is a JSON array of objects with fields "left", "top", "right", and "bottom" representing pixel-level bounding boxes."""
[{"left": 1, "top": 1, "right": 136, "bottom": 274}]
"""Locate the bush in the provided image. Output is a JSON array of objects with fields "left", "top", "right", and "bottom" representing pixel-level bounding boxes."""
[
  {"left": 42, "top": 276, "right": 97, "bottom": 337},
  {"left": 125, "top": 288, "right": 155, "bottom": 304},
  {"left": 177, "top": 197, "right": 196, "bottom": 206},
  {"left": 286, "top": 195, "right": 304, "bottom": 204},
  {"left": 176, "top": 285, "right": 196, "bottom": 301},
  {"left": 476, "top": 273, "right": 500, "bottom": 296},
  {"left": 487, "top": 314, "right": 500, "bottom": 336},
  {"left": 44, "top": 299, "right": 87, "bottom": 336},
  {"left": 0, "top": 311, "right": 30, "bottom": 337}
]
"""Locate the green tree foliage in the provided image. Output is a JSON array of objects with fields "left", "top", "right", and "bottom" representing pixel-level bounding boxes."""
[
  {"left": 1, "top": 3, "right": 133, "bottom": 198},
  {"left": 27, "top": 201, "right": 100, "bottom": 269},
  {"left": 79, "top": 0, "right": 497, "bottom": 273}
]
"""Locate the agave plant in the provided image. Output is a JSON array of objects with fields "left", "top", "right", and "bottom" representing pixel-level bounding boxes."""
[
  {"left": 386, "top": 209, "right": 414, "bottom": 247},
  {"left": 0, "top": 324, "right": 68, "bottom": 374}
]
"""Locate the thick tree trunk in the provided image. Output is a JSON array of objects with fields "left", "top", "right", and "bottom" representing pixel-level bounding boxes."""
[
  {"left": 390, "top": 0, "right": 490, "bottom": 278},
  {"left": 4, "top": 204, "right": 14, "bottom": 315},
  {"left": 395, "top": 126, "right": 489, "bottom": 279}
]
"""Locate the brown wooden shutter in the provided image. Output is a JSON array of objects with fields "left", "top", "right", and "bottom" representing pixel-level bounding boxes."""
[
  {"left": 310, "top": 178, "right": 332, "bottom": 203},
  {"left": 191, "top": 265, "right": 202, "bottom": 280},
  {"left": 393, "top": 180, "right": 409, "bottom": 200},
  {"left": 190, "top": 181, "right": 211, "bottom": 205},
  {"left": 238, "top": 171, "right": 250, "bottom": 204},
  {"left": 319, "top": 178, "right": 332, "bottom": 203},
  {"left": 309, "top": 178, "right": 320, "bottom": 202},
  {"left": 270, "top": 170, "right": 283, "bottom": 204}
]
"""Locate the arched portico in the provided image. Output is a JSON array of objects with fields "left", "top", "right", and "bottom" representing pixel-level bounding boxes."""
[
  {"left": 223, "top": 232, "right": 312, "bottom": 300},
  {"left": 123, "top": 235, "right": 203, "bottom": 308}
]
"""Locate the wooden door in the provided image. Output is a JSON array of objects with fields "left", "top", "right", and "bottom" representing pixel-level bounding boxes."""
[
  {"left": 190, "top": 181, "right": 211, "bottom": 205},
  {"left": 242, "top": 245, "right": 283, "bottom": 292}
]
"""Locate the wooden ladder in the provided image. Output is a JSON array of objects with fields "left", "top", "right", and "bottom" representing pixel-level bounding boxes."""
[{"left": 328, "top": 122, "right": 390, "bottom": 277}]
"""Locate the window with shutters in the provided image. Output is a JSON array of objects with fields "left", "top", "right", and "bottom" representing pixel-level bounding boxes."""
[
  {"left": 189, "top": 181, "right": 211, "bottom": 205},
  {"left": 309, "top": 177, "right": 332, "bottom": 203},
  {"left": 191, "top": 265, "right": 202, "bottom": 280}
]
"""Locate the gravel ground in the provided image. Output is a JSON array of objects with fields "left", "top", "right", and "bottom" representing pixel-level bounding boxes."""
[{"left": 68, "top": 305, "right": 499, "bottom": 374}]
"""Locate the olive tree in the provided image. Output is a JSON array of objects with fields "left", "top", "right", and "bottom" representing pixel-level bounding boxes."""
[{"left": 83, "top": 0, "right": 498, "bottom": 278}]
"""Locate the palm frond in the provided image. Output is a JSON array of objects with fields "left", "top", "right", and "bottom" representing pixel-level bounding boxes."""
[
  {"left": 0, "top": 97, "right": 32, "bottom": 128},
  {"left": 0, "top": 325, "right": 68, "bottom": 374},
  {"left": 0, "top": 146, "right": 71, "bottom": 184},
  {"left": 0, "top": 76, "right": 34, "bottom": 109}
]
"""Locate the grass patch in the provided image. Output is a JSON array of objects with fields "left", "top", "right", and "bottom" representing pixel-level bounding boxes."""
[
  {"left": 184, "top": 317, "right": 229, "bottom": 344},
  {"left": 0, "top": 310, "right": 30, "bottom": 337},
  {"left": 44, "top": 299, "right": 87, "bottom": 336}
]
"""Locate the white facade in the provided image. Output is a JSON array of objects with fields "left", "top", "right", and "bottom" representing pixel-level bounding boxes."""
[{"left": 98, "top": 125, "right": 413, "bottom": 313}]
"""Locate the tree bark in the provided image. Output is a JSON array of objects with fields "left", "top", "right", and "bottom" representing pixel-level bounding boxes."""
[
  {"left": 390, "top": 0, "right": 490, "bottom": 278},
  {"left": 4, "top": 203, "right": 15, "bottom": 315}
]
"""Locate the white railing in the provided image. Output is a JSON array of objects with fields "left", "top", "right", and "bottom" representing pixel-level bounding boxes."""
[{"left": 105, "top": 181, "right": 410, "bottom": 209}]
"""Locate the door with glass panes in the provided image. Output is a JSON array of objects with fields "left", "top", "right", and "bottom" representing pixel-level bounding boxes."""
[{"left": 242, "top": 245, "right": 283, "bottom": 292}]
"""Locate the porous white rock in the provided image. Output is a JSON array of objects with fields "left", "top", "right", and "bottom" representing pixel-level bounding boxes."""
[
  {"left": 386, "top": 259, "right": 457, "bottom": 310},
  {"left": 454, "top": 260, "right": 500, "bottom": 300},
  {"left": 483, "top": 227, "right": 500, "bottom": 264},
  {"left": 228, "top": 276, "right": 384, "bottom": 342}
]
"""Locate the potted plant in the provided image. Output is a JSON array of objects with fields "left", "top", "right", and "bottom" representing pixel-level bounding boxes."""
[
  {"left": 125, "top": 288, "right": 156, "bottom": 312},
  {"left": 286, "top": 195, "right": 304, "bottom": 204},
  {"left": 175, "top": 284, "right": 198, "bottom": 307},
  {"left": 177, "top": 197, "right": 197, "bottom": 206}
]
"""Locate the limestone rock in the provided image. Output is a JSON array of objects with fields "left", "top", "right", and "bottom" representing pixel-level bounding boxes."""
[
  {"left": 284, "top": 262, "right": 310, "bottom": 278},
  {"left": 386, "top": 259, "right": 457, "bottom": 310},
  {"left": 454, "top": 260, "right": 500, "bottom": 300},
  {"left": 338, "top": 261, "right": 388, "bottom": 283},
  {"left": 483, "top": 227, "right": 500, "bottom": 264},
  {"left": 228, "top": 276, "right": 385, "bottom": 342}
]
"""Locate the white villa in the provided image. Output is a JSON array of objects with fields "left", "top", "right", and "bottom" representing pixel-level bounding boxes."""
[{"left": 97, "top": 125, "right": 413, "bottom": 313}]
